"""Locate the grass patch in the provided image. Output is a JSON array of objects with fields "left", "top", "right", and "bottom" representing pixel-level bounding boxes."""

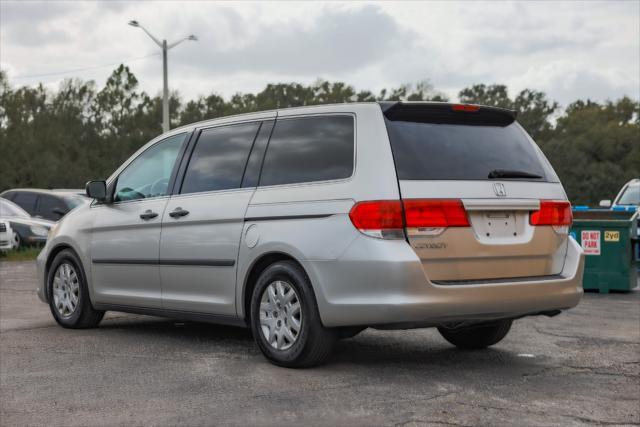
[{"left": 0, "top": 247, "right": 41, "bottom": 261}]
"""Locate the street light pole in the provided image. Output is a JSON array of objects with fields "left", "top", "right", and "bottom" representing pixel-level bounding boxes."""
[
  {"left": 128, "top": 20, "right": 197, "bottom": 133},
  {"left": 162, "top": 40, "right": 169, "bottom": 133}
]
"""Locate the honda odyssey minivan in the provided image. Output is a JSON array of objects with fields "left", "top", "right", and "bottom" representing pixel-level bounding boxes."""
[{"left": 37, "top": 102, "right": 584, "bottom": 367}]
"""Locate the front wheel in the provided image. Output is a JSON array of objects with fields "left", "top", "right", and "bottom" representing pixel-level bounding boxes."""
[
  {"left": 48, "top": 249, "right": 104, "bottom": 329},
  {"left": 438, "top": 319, "right": 512, "bottom": 350},
  {"left": 250, "top": 261, "right": 336, "bottom": 368},
  {"left": 12, "top": 232, "right": 21, "bottom": 249}
]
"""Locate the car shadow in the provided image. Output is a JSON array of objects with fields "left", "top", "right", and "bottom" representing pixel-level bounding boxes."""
[
  {"left": 98, "top": 316, "right": 254, "bottom": 343},
  {"left": 96, "top": 316, "right": 540, "bottom": 371}
]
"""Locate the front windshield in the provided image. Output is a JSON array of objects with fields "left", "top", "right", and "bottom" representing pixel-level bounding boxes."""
[
  {"left": 617, "top": 183, "right": 640, "bottom": 206},
  {"left": 0, "top": 199, "right": 31, "bottom": 218}
]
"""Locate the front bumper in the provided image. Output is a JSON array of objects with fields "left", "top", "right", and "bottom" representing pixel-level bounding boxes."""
[{"left": 306, "top": 236, "right": 584, "bottom": 328}]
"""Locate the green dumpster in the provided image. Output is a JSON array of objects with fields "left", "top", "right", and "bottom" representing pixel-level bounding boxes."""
[{"left": 571, "top": 210, "right": 638, "bottom": 293}]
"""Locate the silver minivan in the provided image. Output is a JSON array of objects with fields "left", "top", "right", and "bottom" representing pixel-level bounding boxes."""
[{"left": 37, "top": 102, "right": 584, "bottom": 367}]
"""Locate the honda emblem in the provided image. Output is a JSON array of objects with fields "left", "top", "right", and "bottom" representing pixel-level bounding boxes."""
[{"left": 493, "top": 183, "right": 507, "bottom": 197}]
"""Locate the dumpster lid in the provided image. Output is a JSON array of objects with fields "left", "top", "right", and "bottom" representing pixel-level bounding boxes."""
[{"left": 573, "top": 209, "right": 638, "bottom": 222}]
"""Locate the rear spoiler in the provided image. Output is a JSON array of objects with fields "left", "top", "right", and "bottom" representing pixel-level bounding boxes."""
[{"left": 379, "top": 102, "right": 518, "bottom": 127}]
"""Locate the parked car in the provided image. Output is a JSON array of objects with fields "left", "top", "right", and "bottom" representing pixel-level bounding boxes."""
[
  {"left": 0, "top": 198, "right": 53, "bottom": 248},
  {"left": 0, "top": 188, "right": 89, "bottom": 221},
  {"left": 599, "top": 179, "right": 639, "bottom": 211},
  {"left": 37, "top": 102, "right": 584, "bottom": 367},
  {"left": 0, "top": 220, "right": 14, "bottom": 251}
]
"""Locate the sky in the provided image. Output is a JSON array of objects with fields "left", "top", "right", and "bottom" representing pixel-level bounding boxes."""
[{"left": 1, "top": 0, "right": 639, "bottom": 107}]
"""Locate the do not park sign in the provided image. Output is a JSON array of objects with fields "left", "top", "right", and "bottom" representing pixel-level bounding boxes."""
[{"left": 581, "top": 230, "right": 601, "bottom": 255}]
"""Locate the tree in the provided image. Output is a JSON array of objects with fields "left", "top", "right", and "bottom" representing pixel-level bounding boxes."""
[
  {"left": 459, "top": 84, "right": 558, "bottom": 140},
  {"left": 539, "top": 97, "right": 639, "bottom": 204},
  {"left": 0, "top": 66, "right": 637, "bottom": 206}
]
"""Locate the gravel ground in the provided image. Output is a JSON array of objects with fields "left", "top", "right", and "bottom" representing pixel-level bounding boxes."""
[{"left": 1, "top": 261, "right": 638, "bottom": 426}]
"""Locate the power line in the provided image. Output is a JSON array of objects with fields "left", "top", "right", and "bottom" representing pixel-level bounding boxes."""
[{"left": 9, "top": 53, "right": 161, "bottom": 80}]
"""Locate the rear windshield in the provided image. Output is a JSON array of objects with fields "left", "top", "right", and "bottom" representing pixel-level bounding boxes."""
[{"left": 384, "top": 111, "right": 559, "bottom": 182}]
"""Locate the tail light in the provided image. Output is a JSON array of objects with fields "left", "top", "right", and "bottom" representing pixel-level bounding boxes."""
[
  {"left": 349, "top": 199, "right": 470, "bottom": 239},
  {"left": 403, "top": 199, "right": 469, "bottom": 228},
  {"left": 530, "top": 200, "right": 572, "bottom": 234},
  {"left": 348, "top": 200, "right": 404, "bottom": 239}
]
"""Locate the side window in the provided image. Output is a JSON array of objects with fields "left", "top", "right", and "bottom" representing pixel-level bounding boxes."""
[
  {"left": 36, "top": 195, "right": 67, "bottom": 220},
  {"left": 114, "top": 133, "right": 186, "bottom": 202},
  {"left": 180, "top": 122, "right": 260, "bottom": 194},
  {"left": 259, "top": 115, "right": 354, "bottom": 187},
  {"left": 12, "top": 192, "right": 38, "bottom": 215}
]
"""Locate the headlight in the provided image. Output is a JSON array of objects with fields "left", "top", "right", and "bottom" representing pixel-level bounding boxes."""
[{"left": 30, "top": 225, "right": 49, "bottom": 237}]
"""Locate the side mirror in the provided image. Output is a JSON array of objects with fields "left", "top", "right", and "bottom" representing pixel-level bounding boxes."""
[
  {"left": 599, "top": 199, "right": 612, "bottom": 208},
  {"left": 52, "top": 207, "right": 66, "bottom": 217},
  {"left": 86, "top": 180, "right": 107, "bottom": 202}
]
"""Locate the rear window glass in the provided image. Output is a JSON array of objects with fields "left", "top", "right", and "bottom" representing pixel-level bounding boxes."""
[
  {"left": 384, "top": 115, "right": 558, "bottom": 182},
  {"left": 259, "top": 116, "right": 354, "bottom": 187}
]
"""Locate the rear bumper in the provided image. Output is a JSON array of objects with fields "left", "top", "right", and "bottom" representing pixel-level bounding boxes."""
[{"left": 306, "top": 236, "right": 584, "bottom": 328}]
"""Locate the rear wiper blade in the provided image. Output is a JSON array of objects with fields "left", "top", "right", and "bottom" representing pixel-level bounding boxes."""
[{"left": 488, "top": 169, "right": 543, "bottom": 179}]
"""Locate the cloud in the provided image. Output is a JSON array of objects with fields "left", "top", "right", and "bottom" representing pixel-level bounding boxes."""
[
  {"left": 1, "top": 1, "right": 637, "bottom": 107},
  {"left": 1, "top": 1, "right": 74, "bottom": 46},
  {"left": 170, "top": 5, "right": 412, "bottom": 77},
  {"left": 508, "top": 61, "right": 638, "bottom": 106}
]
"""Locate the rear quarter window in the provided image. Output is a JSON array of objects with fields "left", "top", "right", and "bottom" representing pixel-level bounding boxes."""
[{"left": 259, "top": 115, "right": 354, "bottom": 187}]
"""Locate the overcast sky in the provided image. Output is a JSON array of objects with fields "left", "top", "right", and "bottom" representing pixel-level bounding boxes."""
[{"left": 1, "top": 1, "right": 638, "bottom": 107}]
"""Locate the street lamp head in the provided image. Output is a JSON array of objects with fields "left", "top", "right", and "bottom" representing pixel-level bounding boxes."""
[
  {"left": 128, "top": 20, "right": 140, "bottom": 27},
  {"left": 188, "top": 35, "right": 198, "bottom": 41}
]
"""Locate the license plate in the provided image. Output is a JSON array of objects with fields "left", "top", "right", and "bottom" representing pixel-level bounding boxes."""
[{"left": 482, "top": 211, "right": 517, "bottom": 238}]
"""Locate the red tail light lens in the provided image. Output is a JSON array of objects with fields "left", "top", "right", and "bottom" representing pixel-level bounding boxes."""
[
  {"left": 349, "top": 200, "right": 403, "bottom": 232},
  {"left": 349, "top": 199, "right": 470, "bottom": 238},
  {"left": 530, "top": 200, "right": 572, "bottom": 226},
  {"left": 403, "top": 199, "right": 470, "bottom": 228}
]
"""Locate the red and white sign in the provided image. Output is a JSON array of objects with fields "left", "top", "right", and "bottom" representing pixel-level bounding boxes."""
[{"left": 581, "top": 230, "right": 601, "bottom": 255}]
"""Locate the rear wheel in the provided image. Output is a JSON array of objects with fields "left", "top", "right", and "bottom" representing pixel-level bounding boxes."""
[
  {"left": 438, "top": 319, "right": 512, "bottom": 349},
  {"left": 250, "top": 261, "right": 336, "bottom": 368},
  {"left": 48, "top": 249, "right": 104, "bottom": 329}
]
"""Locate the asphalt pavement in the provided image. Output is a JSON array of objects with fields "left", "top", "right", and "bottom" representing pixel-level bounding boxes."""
[{"left": 1, "top": 261, "right": 638, "bottom": 426}]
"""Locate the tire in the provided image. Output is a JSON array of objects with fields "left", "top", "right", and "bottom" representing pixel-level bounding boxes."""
[
  {"left": 250, "top": 260, "right": 337, "bottom": 368},
  {"left": 47, "top": 249, "right": 104, "bottom": 329},
  {"left": 12, "top": 232, "right": 21, "bottom": 249},
  {"left": 438, "top": 319, "right": 512, "bottom": 350}
]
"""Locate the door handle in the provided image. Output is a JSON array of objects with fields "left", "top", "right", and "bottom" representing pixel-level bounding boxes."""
[
  {"left": 169, "top": 207, "right": 189, "bottom": 218},
  {"left": 139, "top": 210, "right": 158, "bottom": 220}
]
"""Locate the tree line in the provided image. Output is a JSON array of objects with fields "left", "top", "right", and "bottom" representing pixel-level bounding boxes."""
[{"left": 0, "top": 65, "right": 637, "bottom": 204}]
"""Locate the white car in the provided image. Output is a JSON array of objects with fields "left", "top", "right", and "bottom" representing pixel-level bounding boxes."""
[
  {"left": 0, "top": 220, "right": 14, "bottom": 251},
  {"left": 600, "top": 179, "right": 639, "bottom": 211},
  {"left": 0, "top": 198, "right": 53, "bottom": 248}
]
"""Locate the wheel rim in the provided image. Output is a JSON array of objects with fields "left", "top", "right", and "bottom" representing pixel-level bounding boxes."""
[
  {"left": 259, "top": 280, "right": 302, "bottom": 350},
  {"left": 52, "top": 263, "right": 80, "bottom": 318}
]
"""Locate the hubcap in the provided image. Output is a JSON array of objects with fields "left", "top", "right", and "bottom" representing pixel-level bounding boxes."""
[
  {"left": 52, "top": 263, "right": 79, "bottom": 318},
  {"left": 259, "top": 281, "right": 302, "bottom": 350}
]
